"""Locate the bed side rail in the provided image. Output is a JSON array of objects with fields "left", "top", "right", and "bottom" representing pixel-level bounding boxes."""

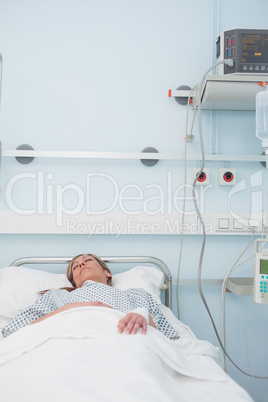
[{"left": 10, "top": 256, "right": 172, "bottom": 308}]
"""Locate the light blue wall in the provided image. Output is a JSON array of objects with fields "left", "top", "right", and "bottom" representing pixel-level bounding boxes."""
[{"left": 0, "top": 1, "right": 268, "bottom": 400}]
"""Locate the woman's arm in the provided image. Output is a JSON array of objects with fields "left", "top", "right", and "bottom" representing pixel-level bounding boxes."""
[
  {"left": 30, "top": 302, "right": 155, "bottom": 336},
  {"left": 30, "top": 301, "right": 112, "bottom": 325}
]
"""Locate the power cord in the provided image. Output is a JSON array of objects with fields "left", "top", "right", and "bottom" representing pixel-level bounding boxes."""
[
  {"left": 193, "top": 58, "right": 268, "bottom": 379},
  {"left": 221, "top": 231, "right": 255, "bottom": 371},
  {"left": 176, "top": 85, "right": 197, "bottom": 320},
  {"left": 221, "top": 230, "right": 268, "bottom": 370}
]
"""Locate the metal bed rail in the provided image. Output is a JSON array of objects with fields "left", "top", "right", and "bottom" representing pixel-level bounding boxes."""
[{"left": 10, "top": 256, "right": 172, "bottom": 308}]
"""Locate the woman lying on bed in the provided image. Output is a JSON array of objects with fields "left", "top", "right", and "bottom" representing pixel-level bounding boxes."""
[{"left": 2, "top": 254, "right": 180, "bottom": 340}]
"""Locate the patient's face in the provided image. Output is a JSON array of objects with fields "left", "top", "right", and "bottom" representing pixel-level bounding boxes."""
[{"left": 72, "top": 254, "right": 112, "bottom": 287}]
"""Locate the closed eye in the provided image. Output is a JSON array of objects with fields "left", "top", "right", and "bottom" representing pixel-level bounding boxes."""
[{"left": 72, "top": 257, "right": 93, "bottom": 271}]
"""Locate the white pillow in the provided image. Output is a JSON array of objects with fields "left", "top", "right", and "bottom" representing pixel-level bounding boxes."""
[
  {"left": 0, "top": 267, "right": 72, "bottom": 319},
  {"left": 0, "top": 265, "right": 164, "bottom": 319},
  {"left": 112, "top": 266, "right": 164, "bottom": 303}
]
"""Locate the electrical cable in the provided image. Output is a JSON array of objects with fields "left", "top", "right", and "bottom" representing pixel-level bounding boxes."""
[
  {"left": 194, "top": 58, "right": 268, "bottom": 379},
  {"left": 221, "top": 231, "right": 268, "bottom": 369},
  {"left": 244, "top": 289, "right": 254, "bottom": 372},
  {"left": 176, "top": 86, "right": 197, "bottom": 320},
  {"left": 221, "top": 231, "right": 255, "bottom": 370}
]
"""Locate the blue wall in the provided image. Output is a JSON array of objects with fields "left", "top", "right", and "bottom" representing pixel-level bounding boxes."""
[{"left": 0, "top": 1, "right": 268, "bottom": 400}]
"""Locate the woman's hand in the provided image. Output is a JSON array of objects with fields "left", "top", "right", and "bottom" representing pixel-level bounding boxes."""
[{"left": 117, "top": 313, "right": 147, "bottom": 335}]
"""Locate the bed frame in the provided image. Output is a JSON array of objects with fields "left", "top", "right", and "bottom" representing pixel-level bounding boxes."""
[{"left": 10, "top": 256, "right": 172, "bottom": 308}]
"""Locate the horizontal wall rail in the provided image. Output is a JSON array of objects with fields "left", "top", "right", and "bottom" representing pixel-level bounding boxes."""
[{"left": 1, "top": 149, "right": 268, "bottom": 163}]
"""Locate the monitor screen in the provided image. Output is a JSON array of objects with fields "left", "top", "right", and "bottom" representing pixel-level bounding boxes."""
[
  {"left": 242, "top": 34, "right": 268, "bottom": 63},
  {"left": 260, "top": 258, "right": 268, "bottom": 274}
]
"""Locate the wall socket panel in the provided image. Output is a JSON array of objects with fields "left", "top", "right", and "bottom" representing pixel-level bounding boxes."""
[
  {"left": 192, "top": 168, "right": 210, "bottom": 185},
  {"left": 218, "top": 168, "right": 236, "bottom": 185},
  {"left": 215, "top": 213, "right": 263, "bottom": 233}
]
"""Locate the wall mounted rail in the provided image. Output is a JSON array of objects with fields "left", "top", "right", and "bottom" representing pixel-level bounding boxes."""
[{"left": 1, "top": 149, "right": 268, "bottom": 164}]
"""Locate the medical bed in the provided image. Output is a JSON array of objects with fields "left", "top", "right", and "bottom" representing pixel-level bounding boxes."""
[{"left": 0, "top": 255, "right": 252, "bottom": 401}]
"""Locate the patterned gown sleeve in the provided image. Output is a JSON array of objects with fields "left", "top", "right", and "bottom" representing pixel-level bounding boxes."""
[{"left": 1, "top": 291, "right": 56, "bottom": 338}]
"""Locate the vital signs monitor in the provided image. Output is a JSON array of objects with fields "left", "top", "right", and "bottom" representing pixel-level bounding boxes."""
[{"left": 216, "top": 28, "right": 268, "bottom": 75}]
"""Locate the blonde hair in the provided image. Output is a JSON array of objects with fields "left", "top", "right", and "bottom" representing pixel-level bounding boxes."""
[{"left": 66, "top": 254, "right": 112, "bottom": 288}]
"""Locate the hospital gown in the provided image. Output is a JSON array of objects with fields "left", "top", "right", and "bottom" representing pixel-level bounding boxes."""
[{"left": 2, "top": 280, "right": 180, "bottom": 340}]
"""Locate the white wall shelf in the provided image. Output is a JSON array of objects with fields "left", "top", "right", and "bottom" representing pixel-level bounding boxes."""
[
  {"left": 226, "top": 277, "right": 253, "bottom": 295},
  {"left": 170, "top": 74, "right": 268, "bottom": 111},
  {"left": 199, "top": 74, "right": 268, "bottom": 110}
]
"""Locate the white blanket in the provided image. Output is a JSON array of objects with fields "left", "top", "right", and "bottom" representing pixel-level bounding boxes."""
[{"left": 0, "top": 307, "right": 252, "bottom": 402}]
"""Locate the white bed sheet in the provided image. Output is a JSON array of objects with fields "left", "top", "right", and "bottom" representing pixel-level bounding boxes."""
[{"left": 0, "top": 306, "right": 253, "bottom": 402}]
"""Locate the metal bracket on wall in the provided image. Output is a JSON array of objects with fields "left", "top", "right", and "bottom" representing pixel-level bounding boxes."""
[
  {"left": 140, "top": 147, "right": 159, "bottom": 166},
  {"left": 15, "top": 144, "right": 35, "bottom": 164},
  {"left": 168, "top": 85, "right": 193, "bottom": 105}
]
